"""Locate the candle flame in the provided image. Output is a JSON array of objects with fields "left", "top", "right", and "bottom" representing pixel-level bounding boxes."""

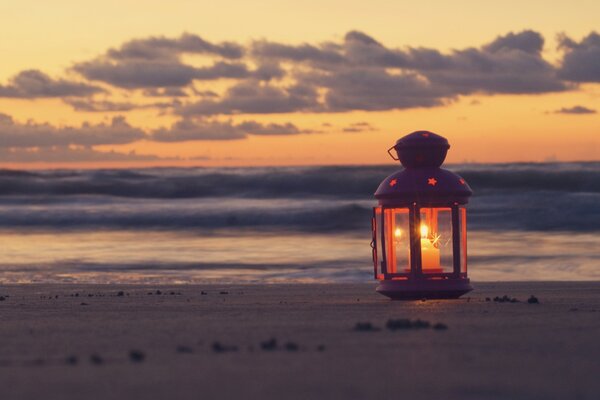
[
  {"left": 394, "top": 227, "right": 402, "bottom": 238},
  {"left": 420, "top": 224, "right": 429, "bottom": 238}
]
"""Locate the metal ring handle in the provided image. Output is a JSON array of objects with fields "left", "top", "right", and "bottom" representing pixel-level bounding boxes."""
[{"left": 387, "top": 146, "right": 399, "bottom": 161}]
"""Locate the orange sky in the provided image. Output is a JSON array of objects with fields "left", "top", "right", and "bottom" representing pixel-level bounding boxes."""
[{"left": 0, "top": 0, "right": 598, "bottom": 168}]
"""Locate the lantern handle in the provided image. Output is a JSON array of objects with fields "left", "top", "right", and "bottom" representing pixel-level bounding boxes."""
[{"left": 387, "top": 146, "right": 399, "bottom": 161}]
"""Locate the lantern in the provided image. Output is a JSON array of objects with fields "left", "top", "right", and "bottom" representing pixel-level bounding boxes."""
[{"left": 371, "top": 131, "right": 473, "bottom": 300}]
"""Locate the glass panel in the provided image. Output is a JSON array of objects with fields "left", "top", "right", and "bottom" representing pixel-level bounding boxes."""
[
  {"left": 460, "top": 207, "right": 468, "bottom": 274},
  {"left": 383, "top": 208, "right": 410, "bottom": 274},
  {"left": 419, "top": 208, "right": 453, "bottom": 274},
  {"left": 372, "top": 207, "right": 381, "bottom": 279}
]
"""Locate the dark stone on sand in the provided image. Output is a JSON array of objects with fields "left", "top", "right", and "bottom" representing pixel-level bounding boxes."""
[
  {"left": 494, "top": 295, "right": 519, "bottom": 303},
  {"left": 220, "top": 291, "right": 229, "bottom": 295},
  {"left": 386, "top": 318, "right": 430, "bottom": 330},
  {"left": 155, "top": 290, "right": 162, "bottom": 295},
  {"left": 212, "top": 342, "right": 238, "bottom": 353},
  {"left": 117, "top": 291, "right": 124, "bottom": 297},
  {"left": 90, "top": 354, "right": 103, "bottom": 365},
  {"left": 485, "top": 297, "right": 491, "bottom": 302},
  {"left": 260, "top": 338, "right": 277, "bottom": 351},
  {"left": 528, "top": 295, "right": 539, "bottom": 304},
  {"left": 201, "top": 291, "right": 207, "bottom": 295},
  {"left": 316, "top": 345, "right": 326, "bottom": 352},
  {"left": 129, "top": 350, "right": 145, "bottom": 363},
  {"left": 433, "top": 323, "right": 448, "bottom": 330},
  {"left": 354, "top": 322, "right": 380, "bottom": 332},
  {"left": 0, "top": 296, "right": 5, "bottom": 301},
  {"left": 80, "top": 302, "right": 88, "bottom": 306},
  {"left": 176, "top": 345, "right": 193, "bottom": 354},
  {"left": 285, "top": 342, "right": 299, "bottom": 351},
  {"left": 65, "top": 355, "right": 78, "bottom": 365}
]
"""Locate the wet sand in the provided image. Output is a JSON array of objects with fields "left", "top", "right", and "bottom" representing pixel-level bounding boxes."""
[{"left": 0, "top": 282, "right": 599, "bottom": 400}]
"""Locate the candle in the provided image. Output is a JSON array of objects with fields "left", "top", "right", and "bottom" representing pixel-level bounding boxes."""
[{"left": 420, "top": 224, "right": 441, "bottom": 271}]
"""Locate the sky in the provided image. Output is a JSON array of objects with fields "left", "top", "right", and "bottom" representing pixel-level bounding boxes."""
[{"left": 0, "top": 0, "right": 599, "bottom": 168}]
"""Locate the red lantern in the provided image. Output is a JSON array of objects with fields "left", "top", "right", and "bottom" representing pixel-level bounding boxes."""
[{"left": 371, "top": 131, "right": 473, "bottom": 299}]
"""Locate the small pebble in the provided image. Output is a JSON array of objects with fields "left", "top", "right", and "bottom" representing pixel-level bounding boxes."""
[
  {"left": 90, "top": 354, "right": 103, "bottom": 365},
  {"left": 201, "top": 291, "right": 207, "bottom": 295},
  {"left": 117, "top": 291, "right": 124, "bottom": 297},
  {"left": 65, "top": 355, "right": 78, "bottom": 365},
  {"left": 485, "top": 297, "right": 491, "bottom": 302},
  {"left": 285, "top": 342, "right": 299, "bottom": 352},
  {"left": 176, "top": 345, "right": 193, "bottom": 354},
  {"left": 220, "top": 291, "right": 229, "bottom": 295},
  {"left": 354, "top": 322, "right": 380, "bottom": 332},
  {"left": 0, "top": 296, "right": 5, "bottom": 301},
  {"left": 386, "top": 319, "right": 430, "bottom": 330},
  {"left": 316, "top": 345, "right": 326, "bottom": 352},
  {"left": 433, "top": 323, "right": 448, "bottom": 330},
  {"left": 80, "top": 302, "right": 89, "bottom": 306},
  {"left": 129, "top": 350, "right": 145, "bottom": 363},
  {"left": 527, "top": 295, "right": 539, "bottom": 304},
  {"left": 155, "top": 290, "right": 162, "bottom": 295},
  {"left": 212, "top": 342, "right": 238, "bottom": 353},
  {"left": 260, "top": 338, "right": 277, "bottom": 351},
  {"left": 494, "top": 295, "right": 518, "bottom": 303}
]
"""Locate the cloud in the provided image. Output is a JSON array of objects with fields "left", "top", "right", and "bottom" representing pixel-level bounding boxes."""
[
  {"left": 553, "top": 105, "right": 597, "bottom": 114},
  {"left": 0, "top": 147, "right": 171, "bottom": 163},
  {"left": 0, "top": 113, "right": 146, "bottom": 148},
  {"left": 342, "top": 121, "right": 377, "bottom": 133},
  {"left": 422, "top": 31, "right": 567, "bottom": 94},
  {"left": 558, "top": 32, "right": 600, "bottom": 82},
  {"left": 177, "top": 81, "right": 319, "bottom": 116},
  {"left": 143, "top": 87, "right": 189, "bottom": 97},
  {"left": 64, "top": 98, "right": 139, "bottom": 112},
  {"left": 309, "top": 68, "right": 449, "bottom": 111},
  {"left": 0, "top": 70, "right": 103, "bottom": 98},
  {"left": 152, "top": 118, "right": 304, "bottom": 142},
  {"left": 63, "top": 98, "right": 179, "bottom": 112},
  {"left": 106, "top": 33, "right": 243, "bottom": 60},
  {"left": 73, "top": 59, "right": 251, "bottom": 89},
  {"left": 225, "top": 30, "right": 566, "bottom": 115}
]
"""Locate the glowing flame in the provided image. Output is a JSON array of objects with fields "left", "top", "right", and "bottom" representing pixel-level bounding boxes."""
[
  {"left": 394, "top": 227, "right": 402, "bottom": 238},
  {"left": 420, "top": 224, "right": 429, "bottom": 238}
]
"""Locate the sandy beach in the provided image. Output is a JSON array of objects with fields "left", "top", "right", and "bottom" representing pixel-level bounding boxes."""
[{"left": 0, "top": 282, "right": 598, "bottom": 400}]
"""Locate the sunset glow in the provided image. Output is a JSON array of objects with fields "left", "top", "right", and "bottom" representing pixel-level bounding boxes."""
[{"left": 0, "top": 0, "right": 598, "bottom": 168}]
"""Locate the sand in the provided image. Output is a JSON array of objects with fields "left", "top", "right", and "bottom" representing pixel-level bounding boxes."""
[{"left": 0, "top": 282, "right": 599, "bottom": 400}]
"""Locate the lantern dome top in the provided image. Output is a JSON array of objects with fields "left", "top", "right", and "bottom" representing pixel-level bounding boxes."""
[
  {"left": 391, "top": 130, "right": 449, "bottom": 168},
  {"left": 375, "top": 131, "right": 472, "bottom": 206}
]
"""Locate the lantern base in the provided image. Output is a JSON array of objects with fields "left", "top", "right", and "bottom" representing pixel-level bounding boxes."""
[{"left": 376, "top": 278, "right": 472, "bottom": 300}]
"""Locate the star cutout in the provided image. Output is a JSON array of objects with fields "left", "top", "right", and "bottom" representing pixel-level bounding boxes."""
[
  {"left": 427, "top": 178, "right": 437, "bottom": 186},
  {"left": 389, "top": 179, "right": 397, "bottom": 187},
  {"left": 459, "top": 178, "right": 466, "bottom": 185}
]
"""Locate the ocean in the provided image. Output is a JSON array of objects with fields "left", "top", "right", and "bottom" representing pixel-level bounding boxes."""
[{"left": 0, "top": 162, "right": 598, "bottom": 283}]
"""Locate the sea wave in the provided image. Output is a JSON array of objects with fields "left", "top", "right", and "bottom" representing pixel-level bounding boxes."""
[
  {"left": 0, "top": 163, "right": 598, "bottom": 232},
  {"left": 0, "top": 162, "right": 599, "bottom": 199}
]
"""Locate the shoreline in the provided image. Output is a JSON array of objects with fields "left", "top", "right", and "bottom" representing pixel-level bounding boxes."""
[{"left": 1, "top": 282, "right": 599, "bottom": 399}]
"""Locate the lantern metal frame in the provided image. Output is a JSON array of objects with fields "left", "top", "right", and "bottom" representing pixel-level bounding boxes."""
[{"left": 372, "top": 130, "right": 473, "bottom": 300}]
